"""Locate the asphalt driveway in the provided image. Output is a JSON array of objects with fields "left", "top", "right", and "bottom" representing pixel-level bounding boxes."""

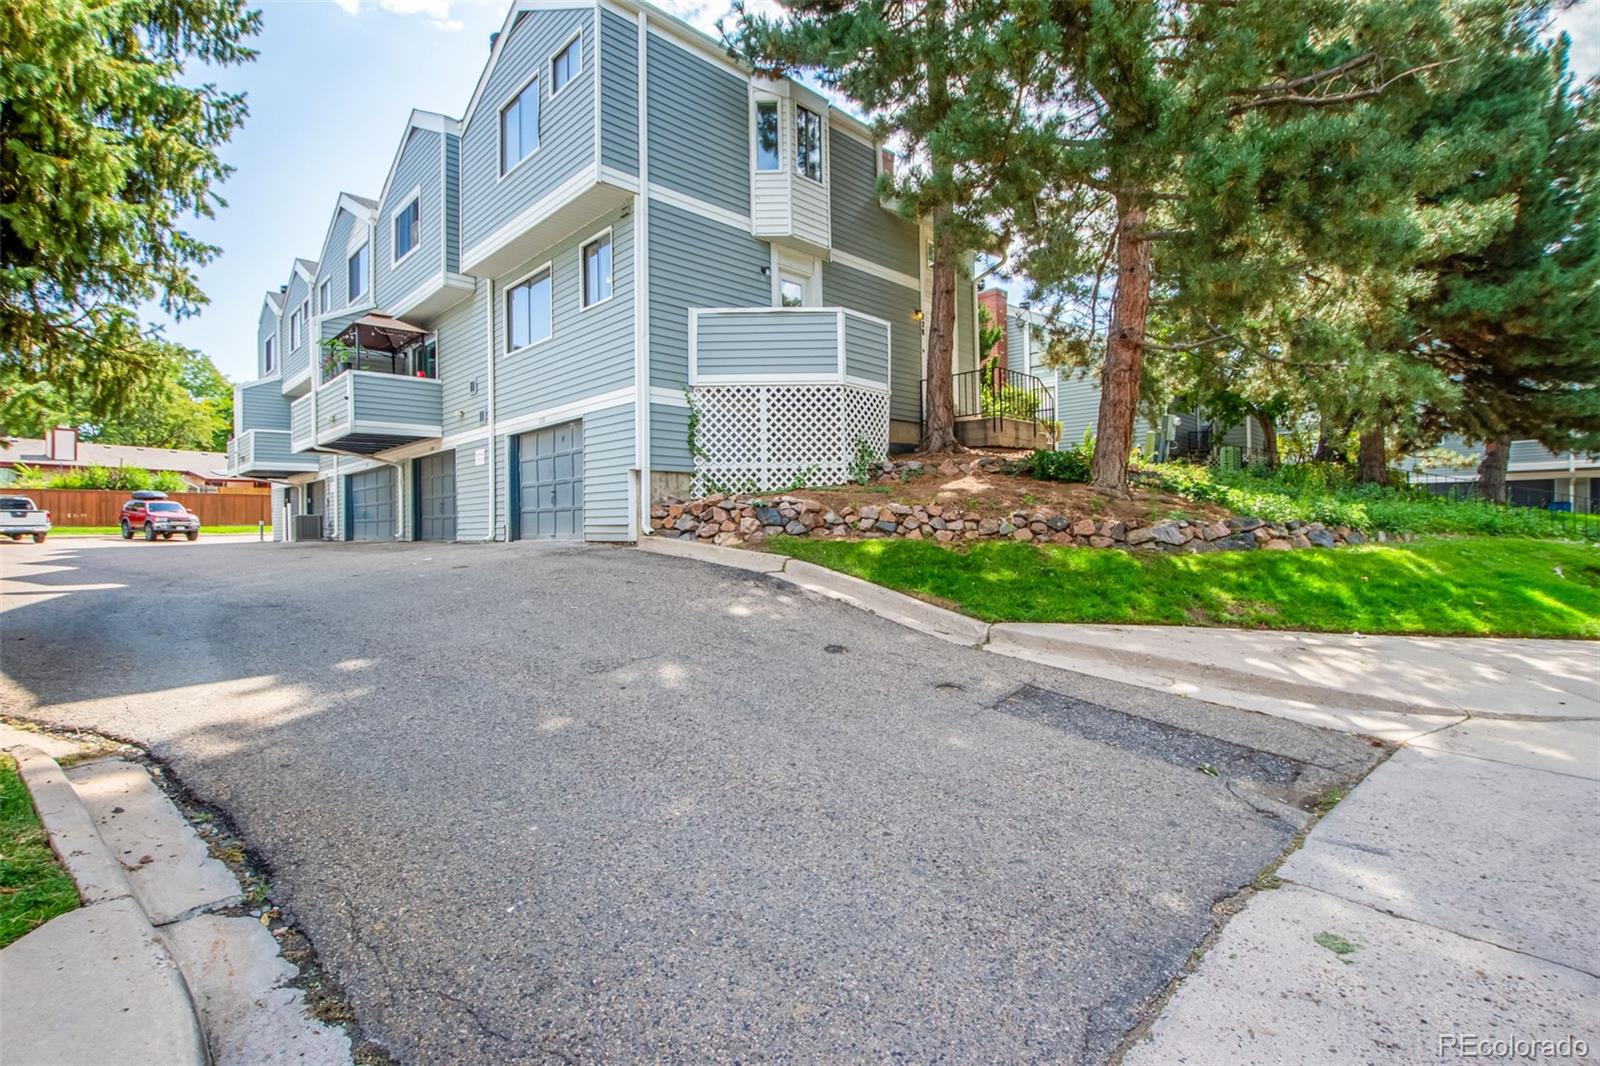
[{"left": 0, "top": 537, "right": 1380, "bottom": 1063}]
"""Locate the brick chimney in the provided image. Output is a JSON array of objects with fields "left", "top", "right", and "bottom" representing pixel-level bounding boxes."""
[
  {"left": 46, "top": 425, "right": 77, "bottom": 462},
  {"left": 978, "top": 287, "right": 1008, "bottom": 371}
]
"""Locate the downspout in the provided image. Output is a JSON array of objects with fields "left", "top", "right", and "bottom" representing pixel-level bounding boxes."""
[
  {"left": 485, "top": 277, "right": 497, "bottom": 541},
  {"left": 634, "top": 9, "right": 652, "bottom": 538}
]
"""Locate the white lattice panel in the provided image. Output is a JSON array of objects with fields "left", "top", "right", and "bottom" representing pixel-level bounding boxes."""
[{"left": 692, "top": 384, "right": 889, "bottom": 494}]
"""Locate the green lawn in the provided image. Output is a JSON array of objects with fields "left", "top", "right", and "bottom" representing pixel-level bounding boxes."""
[
  {"left": 0, "top": 754, "right": 79, "bottom": 947},
  {"left": 769, "top": 536, "right": 1600, "bottom": 639},
  {"left": 43, "top": 525, "right": 271, "bottom": 537}
]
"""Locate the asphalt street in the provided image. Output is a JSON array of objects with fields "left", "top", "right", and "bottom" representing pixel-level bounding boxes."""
[{"left": 0, "top": 536, "right": 1381, "bottom": 1063}]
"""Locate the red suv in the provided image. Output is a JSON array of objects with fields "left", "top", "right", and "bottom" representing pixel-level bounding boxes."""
[{"left": 120, "top": 497, "right": 201, "bottom": 541}]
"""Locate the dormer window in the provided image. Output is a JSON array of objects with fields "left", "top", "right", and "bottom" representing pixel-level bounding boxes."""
[
  {"left": 796, "top": 106, "right": 822, "bottom": 183},
  {"left": 755, "top": 101, "right": 780, "bottom": 172}
]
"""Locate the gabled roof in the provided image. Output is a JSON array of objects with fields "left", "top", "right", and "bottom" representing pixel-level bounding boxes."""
[
  {"left": 293, "top": 258, "right": 319, "bottom": 283},
  {"left": 346, "top": 193, "right": 378, "bottom": 211},
  {"left": 265, "top": 290, "right": 284, "bottom": 312},
  {"left": 377, "top": 109, "right": 460, "bottom": 214},
  {"left": 336, "top": 192, "right": 377, "bottom": 221}
]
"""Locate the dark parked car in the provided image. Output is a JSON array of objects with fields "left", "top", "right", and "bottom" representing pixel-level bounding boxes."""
[{"left": 120, "top": 498, "right": 201, "bottom": 541}]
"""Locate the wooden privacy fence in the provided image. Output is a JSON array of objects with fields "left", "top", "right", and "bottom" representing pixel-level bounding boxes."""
[{"left": 19, "top": 489, "right": 272, "bottom": 528}]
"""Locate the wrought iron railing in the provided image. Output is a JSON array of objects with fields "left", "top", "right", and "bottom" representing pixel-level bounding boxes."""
[
  {"left": 921, "top": 368, "right": 1057, "bottom": 439},
  {"left": 1405, "top": 470, "right": 1600, "bottom": 534}
]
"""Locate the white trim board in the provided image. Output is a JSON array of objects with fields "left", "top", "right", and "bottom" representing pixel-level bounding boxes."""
[
  {"left": 830, "top": 249, "right": 920, "bottom": 292},
  {"left": 646, "top": 183, "right": 751, "bottom": 233},
  {"left": 493, "top": 386, "right": 634, "bottom": 437}
]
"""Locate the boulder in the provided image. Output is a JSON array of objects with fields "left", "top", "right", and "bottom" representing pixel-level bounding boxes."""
[
  {"left": 1263, "top": 538, "right": 1292, "bottom": 550},
  {"left": 784, "top": 520, "right": 807, "bottom": 536},
  {"left": 1012, "top": 528, "right": 1034, "bottom": 542},
  {"left": 1151, "top": 522, "right": 1188, "bottom": 546},
  {"left": 875, "top": 519, "right": 899, "bottom": 535},
  {"left": 753, "top": 506, "right": 783, "bottom": 527},
  {"left": 1346, "top": 531, "right": 1365, "bottom": 545},
  {"left": 1227, "top": 516, "right": 1264, "bottom": 533},
  {"left": 1071, "top": 517, "right": 1096, "bottom": 536},
  {"left": 1306, "top": 528, "right": 1337, "bottom": 548},
  {"left": 1089, "top": 535, "right": 1115, "bottom": 548},
  {"left": 1126, "top": 526, "right": 1158, "bottom": 546}
]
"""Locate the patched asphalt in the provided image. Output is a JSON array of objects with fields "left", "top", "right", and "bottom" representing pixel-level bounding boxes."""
[{"left": 0, "top": 536, "right": 1381, "bottom": 1063}]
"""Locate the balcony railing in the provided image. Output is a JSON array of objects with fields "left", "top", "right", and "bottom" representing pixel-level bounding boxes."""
[
  {"left": 228, "top": 429, "right": 319, "bottom": 479},
  {"left": 303, "top": 370, "right": 442, "bottom": 456},
  {"left": 688, "top": 307, "right": 892, "bottom": 390}
]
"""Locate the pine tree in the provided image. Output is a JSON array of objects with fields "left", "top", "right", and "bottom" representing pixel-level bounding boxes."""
[
  {"left": 727, "top": 0, "right": 1054, "bottom": 452},
  {"left": 1012, "top": 0, "right": 1508, "bottom": 495},
  {"left": 0, "top": 0, "right": 259, "bottom": 427}
]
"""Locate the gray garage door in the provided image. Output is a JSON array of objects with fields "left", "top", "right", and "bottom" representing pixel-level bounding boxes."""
[
  {"left": 416, "top": 451, "right": 456, "bottom": 541},
  {"left": 517, "top": 422, "right": 583, "bottom": 540},
  {"left": 346, "top": 467, "right": 395, "bottom": 541}
]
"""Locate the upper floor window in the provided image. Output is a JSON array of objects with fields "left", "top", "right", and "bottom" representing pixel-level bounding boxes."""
[
  {"left": 796, "top": 106, "right": 822, "bottom": 183},
  {"left": 500, "top": 78, "right": 540, "bottom": 175},
  {"left": 394, "top": 197, "right": 421, "bottom": 262},
  {"left": 780, "top": 279, "right": 806, "bottom": 308},
  {"left": 582, "top": 232, "right": 612, "bottom": 308},
  {"left": 551, "top": 35, "right": 581, "bottom": 96},
  {"left": 289, "top": 307, "right": 303, "bottom": 348},
  {"left": 755, "top": 101, "right": 780, "bottom": 172},
  {"left": 264, "top": 336, "right": 276, "bottom": 373},
  {"left": 347, "top": 244, "right": 369, "bottom": 300},
  {"left": 318, "top": 279, "right": 331, "bottom": 313},
  {"left": 506, "top": 267, "right": 552, "bottom": 351}
]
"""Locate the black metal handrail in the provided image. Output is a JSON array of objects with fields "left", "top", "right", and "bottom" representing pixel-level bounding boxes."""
[
  {"left": 1405, "top": 470, "right": 1600, "bottom": 534},
  {"left": 920, "top": 367, "right": 1057, "bottom": 438}
]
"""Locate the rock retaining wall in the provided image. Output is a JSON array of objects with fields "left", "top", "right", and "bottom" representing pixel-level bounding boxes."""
[{"left": 649, "top": 494, "right": 1406, "bottom": 553}]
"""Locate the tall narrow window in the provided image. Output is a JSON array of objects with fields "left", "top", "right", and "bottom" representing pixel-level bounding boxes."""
[
  {"left": 506, "top": 268, "right": 552, "bottom": 350},
  {"left": 755, "top": 101, "right": 780, "bottom": 171},
  {"left": 551, "top": 35, "right": 581, "bottom": 95},
  {"left": 394, "top": 197, "right": 420, "bottom": 262},
  {"left": 500, "top": 79, "right": 540, "bottom": 175},
  {"left": 264, "top": 337, "right": 275, "bottom": 373},
  {"left": 582, "top": 233, "right": 612, "bottom": 308},
  {"left": 289, "top": 310, "right": 300, "bottom": 347},
  {"left": 796, "top": 106, "right": 822, "bottom": 182},
  {"left": 347, "top": 245, "right": 368, "bottom": 299},
  {"left": 318, "top": 279, "right": 331, "bottom": 313}
]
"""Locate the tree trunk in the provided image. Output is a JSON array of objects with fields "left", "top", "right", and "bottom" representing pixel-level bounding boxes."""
[
  {"left": 1357, "top": 425, "right": 1388, "bottom": 484},
  {"left": 1256, "top": 411, "right": 1280, "bottom": 469},
  {"left": 919, "top": 252, "right": 960, "bottom": 453},
  {"left": 1090, "top": 194, "right": 1151, "bottom": 498},
  {"left": 1478, "top": 437, "right": 1510, "bottom": 503}
]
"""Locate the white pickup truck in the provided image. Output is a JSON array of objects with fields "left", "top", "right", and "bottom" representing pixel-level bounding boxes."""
[{"left": 0, "top": 495, "right": 50, "bottom": 543}]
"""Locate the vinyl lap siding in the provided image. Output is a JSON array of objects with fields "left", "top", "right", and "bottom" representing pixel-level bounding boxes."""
[
  {"left": 695, "top": 311, "right": 836, "bottom": 377},
  {"left": 956, "top": 277, "right": 976, "bottom": 373},
  {"left": 649, "top": 202, "right": 769, "bottom": 390},
  {"left": 829, "top": 133, "right": 919, "bottom": 275},
  {"left": 443, "top": 134, "right": 461, "bottom": 274},
  {"left": 599, "top": 9, "right": 638, "bottom": 176},
  {"left": 460, "top": 8, "right": 595, "bottom": 254},
  {"left": 258, "top": 304, "right": 280, "bottom": 378},
  {"left": 374, "top": 128, "right": 444, "bottom": 309},
  {"left": 651, "top": 402, "right": 691, "bottom": 473},
  {"left": 351, "top": 374, "right": 441, "bottom": 425},
  {"left": 820, "top": 260, "right": 921, "bottom": 422},
  {"left": 438, "top": 280, "right": 488, "bottom": 440},
  {"left": 582, "top": 403, "right": 635, "bottom": 541},
  {"left": 238, "top": 380, "right": 290, "bottom": 432},
  {"left": 1055, "top": 367, "right": 1151, "bottom": 450},
  {"left": 317, "top": 208, "right": 365, "bottom": 312},
  {"left": 646, "top": 34, "right": 748, "bottom": 216},
  {"left": 281, "top": 272, "right": 312, "bottom": 383},
  {"left": 453, "top": 443, "right": 492, "bottom": 540},
  {"left": 318, "top": 374, "right": 353, "bottom": 439},
  {"left": 844, "top": 315, "right": 890, "bottom": 386},
  {"left": 493, "top": 206, "right": 633, "bottom": 420}
]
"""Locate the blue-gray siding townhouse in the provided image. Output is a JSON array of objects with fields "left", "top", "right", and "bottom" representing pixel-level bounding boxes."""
[{"left": 231, "top": 0, "right": 982, "bottom": 544}]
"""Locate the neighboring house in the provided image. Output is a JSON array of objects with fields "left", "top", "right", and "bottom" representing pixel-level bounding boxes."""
[
  {"left": 1402, "top": 436, "right": 1598, "bottom": 512},
  {"left": 228, "top": 0, "right": 988, "bottom": 543},
  {"left": 0, "top": 428, "right": 258, "bottom": 490}
]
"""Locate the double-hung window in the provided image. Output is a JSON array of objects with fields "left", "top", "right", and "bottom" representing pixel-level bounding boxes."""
[
  {"left": 264, "top": 336, "right": 275, "bottom": 373},
  {"left": 290, "top": 308, "right": 302, "bottom": 348},
  {"left": 500, "top": 79, "right": 540, "bottom": 175},
  {"left": 347, "top": 245, "right": 368, "bottom": 300},
  {"left": 795, "top": 106, "right": 822, "bottom": 182},
  {"left": 505, "top": 267, "right": 552, "bottom": 351},
  {"left": 318, "top": 279, "right": 331, "bottom": 313},
  {"left": 581, "top": 233, "right": 612, "bottom": 308},
  {"left": 551, "top": 35, "right": 581, "bottom": 95},
  {"left": 754, "top": 101, "right": 780, "bottom": 171},
  {"left": 394, "top": 197, "right": 420, "bottom": 262}
]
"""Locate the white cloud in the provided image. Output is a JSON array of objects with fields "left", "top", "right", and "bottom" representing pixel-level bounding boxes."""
[
  {"left": 1551, "top": 1, "right": 1599, "bottom": 79},
  {"left": 328, "top": 0, "right": 464, "bottom": 32}
]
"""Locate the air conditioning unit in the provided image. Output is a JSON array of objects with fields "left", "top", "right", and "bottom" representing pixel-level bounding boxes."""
[{"left": 292, "top": 514, "right": 322, "bottom": 541}]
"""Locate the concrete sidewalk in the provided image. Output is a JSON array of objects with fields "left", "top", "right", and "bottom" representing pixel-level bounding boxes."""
[{"left": 637, "top": 537, "right": 1600, "bottom": 1063}]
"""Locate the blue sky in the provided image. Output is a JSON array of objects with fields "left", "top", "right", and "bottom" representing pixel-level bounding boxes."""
[{"left": 154, "top": 0, "right": 1598, "bottom": 384}]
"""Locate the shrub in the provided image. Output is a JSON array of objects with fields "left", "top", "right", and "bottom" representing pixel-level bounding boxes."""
[
  {"left": 1147, "top": 461, "right": 1598, "bottom": 540},
  {"left": 1021, "top": 445, "right": 1092, "bottom": 484},
  {"left": 981, "top": 384, "right": 1041, "bottom": 421}
]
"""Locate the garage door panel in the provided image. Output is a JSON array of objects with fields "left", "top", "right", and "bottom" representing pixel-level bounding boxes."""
[
  {"left": 517, "top": 421, "right": 583, "bottom": 541},
  {"left": 347, "top": 467, "right": 396, "bottom": 541},
  {"left": 417, "top": 451, "right": 456, "bottom": 541}
]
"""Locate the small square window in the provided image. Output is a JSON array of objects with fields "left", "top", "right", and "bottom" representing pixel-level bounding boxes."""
[
  {"left": 582, "top": 233, "right": 612, "bottom": 308},
  {"left": 551, "top": 36, "right": 581, "bottom": 95},
  {"left": 780, "top": 278, "right": 806, "bottom": 307},
  {"left": 755, "top": 101, "right": 780, "bottom": 172}
]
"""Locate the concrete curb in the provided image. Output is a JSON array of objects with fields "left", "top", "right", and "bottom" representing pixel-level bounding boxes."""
[
  {"left": 636, "top": 534, "right": 787, "bottom": 573},
  {"left": 777, "top": 560, "right": 992, "bottom": 647},
  {"left": 3, "top": 745, "right": 209, "bottom": 1066}
]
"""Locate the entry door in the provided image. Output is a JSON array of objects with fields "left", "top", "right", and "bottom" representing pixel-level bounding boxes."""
[
  {"left": 415, "top": 451, "right": 456, "bottom": 541},
  {"left": 346, "top": 467, "right": 396, "bottom": 541},
  {"left": 517, "top": 422, "right": 583, "bottom": 539}
]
